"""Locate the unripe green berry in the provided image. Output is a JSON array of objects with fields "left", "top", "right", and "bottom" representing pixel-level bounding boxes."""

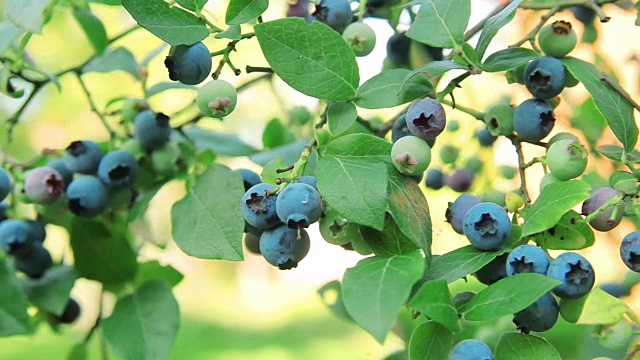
[
  {"left": 499, "top": 165, "right": 518, "bottom": 180},
  {"left": 319, "top": 208, "right": 360, "bottom": 246},
  {"left": 539, "top": 172, "right": 561, "bottom": 192},
  {"left": 120, "top": 138, "right": 146, "bottom": 161},
  {"left": 151, "top": 141, "right": 184, "bottom": 177},
  {"left": 391, "top": 136, "right": 432, "bottom": 176},
  {"left": 548, "top": 131, "right": 579, "bottom": 145},
  {"left": 439, "top": 144, "right": 459, "bottom": 165},
  {"left": 122, "top": 97, "right": 149, "bottom": 124},
  {"left": 538, "top": 20, "right": 578, "bottom": 58},
  {"left": 196, "top": 80, "right": 238, "bottom": 118},
  {"left": 465, "top": 156, "right": 484, "bottom": 174},
  {"left": 447, "top": 120, "right": 460, "bottom": 132},
  {"left": 484, "top": 103, "right": 514, "bottom": 136},
  {"left": 505, "top": 192, "right": 525, "bottom": 212},
  {"left": 546, "top": 139, "right": 588, "bottom": 181},
  {"left": 342, "top": 22, "right": 376, "bottom": 57}
]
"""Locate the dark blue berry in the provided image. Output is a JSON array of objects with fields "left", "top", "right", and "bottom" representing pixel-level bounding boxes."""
[
  {"left": 236, "top": 169, "right": 261, "bottom": 191},
  {"left": 506, "top": 244, "right": 550, "bottom": 276},
  {"left": 513, "top": 99, "right": 555, "bottom": 142},
  {"left": 259, "top": 224, "right": 311, "bottom": 270},
  {"left": 463, "top": 202, "right": 511, "bottom": 251},
  {"left": 0, "top": 219, "right": 35, "bottom": 256},
  {"left": 97, "top": 150, "right": 138, "bottom": 188},
  {"left": 297, "top": 175, "right": 318, "bottom": 189},
  {"left": 405, "top": 98, "right": 446, "bottom": 140},
  {"left": 47, "top": 158, "right": 73, "bottom": 188},
  {"left": 307, "top": 0, "right": 352, "bottom": 33},
  {"left": 134, "top": 110, "right": 171, "bottom": 151},
  {"left": 477, "top": 127, "right": 497, "bottom": 147},
  {"left": 64, "top": 140, "right": 103, "bottom": 174},
  {"left": 600, "top": 283, "right": 629, "bottom": 298},
  {"left": 513, "top": 292, "right": 559, "bottom": 333},
  {"left": 620, "top": 231, "right": 640, "bottom": 272},
  {"left": 445, "top": 168, "right": 475, "bottom": 193},
  {"left": 392, "top": 113, "right": 436, "bottom": 146},
  {"left": 0, "top": 168, "right": 11, "bottom": 201},
  {"left": 425, "top": 168, "right": 444, "bottom": 190},
  {"left": 14, "top": 244, "right": 53, "bottom": 278},
  {"left": 54, "top": 298, "right": 81, "bottom": 324},
  {"left": 524, "top": 56, "right": 566, "bottom": 100},
  {"left": 66, "top": 176, "right": 109, "bottom": 217},
  {"left": 475, "top": 253, "right": 508, "bottom": 285},
  {"left": 164, "top": 42, "right": 212, "bottom": 85},
  {"left": 446, "top": 193, "right": 481, "bottom": 234},
  {"left": 275, "top": 183, "right": 323, "bottom": 228},
  {"left": 241, "top": 183, "right": 280, "bottom": 229},
  {"left": 547, "top": 252, "right": 595, "bottom": 299}
]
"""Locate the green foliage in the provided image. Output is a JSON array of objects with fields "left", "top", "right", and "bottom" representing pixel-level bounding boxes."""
[
  {"left": 408, "top": 321, "right": 455, "bottom": 359},
  {"left": 494, "top": 333, "right": 562, "bottom": 360},
  {"left": 355, "top": 69, "right": 433, "bottom": 109},
  {"left": 0, "top": 256, "right": 30, "bottom": 336},
  {"left": 225, "top": 0, "right": 268, "bottom": 25},
  {"left": 407, "top": 0, "right": 471, "bottom": 48}
]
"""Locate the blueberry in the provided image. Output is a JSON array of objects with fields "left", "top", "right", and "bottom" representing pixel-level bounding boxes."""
[
  {"left": 475, "top": 253, "right": 508, "bottom": 285},
  {"left": 164, "top": 42, "right": 212, "bottom": 85},
  {"left": 134, "top": 110, "right": 171, "bottom": 151},
  {"left": 391, "top": 135, "right": 432, "bottom": 176},
  {"left": 46, "top": 158, "right": 73, "bottom": 188},
  {"left": 448, "top": 339, "right": 493, "bottom": 360},
  {"left": 425, "top": 168, "right": 445, "bottom": 190},
  {"left": 319, "top": 207, "right": 360, "bottom": 246},
  {"left": 439, "top": 144, "right": 459, "bottom": 164},
  {"left": 66, "top": 176, "right": 109, "bottom": 217},
  {"left": 151, "top": 141, "right": 184, "bottom": 177},
  {"left": 297, "top": 175, "right": 318, "bottom": 189},
  {"left": 483, "top": 103, "right": 514, "bottom": 136},
  {"left": 569, "top": 5, "right": 596, "bottom": 24},
  {"left": 259, "top": 224, "right": 311, "bottom": 270},
  {"left": 524, "top": 56, "right": 567, "bottom": 99},
  {"left": 0, "top": 219, "right": 35, "bottom": 256},
  {"left": 445, "top": 168, "right": 475, "bottom": 192},
  {"left": 14, "top": 244, "right": 53, "bottom": 279},
  {"left": 405, "top": 98, "right": 446, "bottom": 140},
  {"left": 506, "top": 244, "right": 550, "bottom": 276},
  {"left": 620, "top": 231, "right": 640, "bottom": 272},
  {"left": 538, "top": 20, "right": 577, "bottom": 58},
  {"left": 465, "top": 156, "right": 484, "bottom": 174},
  {"left": 64, "top": 140, "right": 104, "bottom": 174},
  {"left": 275, "top": 183, "right": 323, "bottom": 228},
  {"left": 513, "top": 99, "right": 556, "bottom": 142},
  {"left": 244, "top": 232, "right": 262, "bottom": 255},
  {"left": 196, "top": 80, "right": 238, "bottom": 118},
  {"left": 342, "top": 22, "right": 376, "bottom": 56},
  {"left": 476, "top": 127, "right": 497, "bottom": 147},
  {"left": 546, "top": 139, "right": 588, "bottom": 181},
  {"left": 241, "top": 183, "right": 280, "bottom": 229},
  {"left": 445, "top": 193, "right": 481, "bottom": 234},
  {"left": 463, "top": 202, "right": 511, "bottom": 251},
  {"left": 547, "top": 252, "right": 595, "bottom": 299},
  {"left": 0, "top": 168, "right": 11, "bottom": 201},
  {"left": 513, "top": 292, "right": 559, "bottom": 333},
  {"left": 307, "top": 0, "right": 352, "bottom": 33},
  {"left": 582, "top": 186, "right": 625, "bottom": 232},
  {"left": 97, "top": 150, "right": 138, "bottom": 188},
  {"left": 287, "top": 0, "right": 310, "bottom": 17},
  {"left": 600, "top": 283, "right": 630, "bottom": 298},
  {"left": 23, "top": 166, "right": 65, "bottom": 204},
  {"left": 25, "top": 220, "right": 46, "bottom": 244},
  {"left": 392, "top": 114, "right": 436, "bottom": 146},
  {"left": 236, "top": 169, "right": 262, "bottom": 191},
  {"left": 539, "top": 172, "right": 561, "bottom": 192},
  {"left": 53, "top": 298, "right": 81, "bottom": 324}
]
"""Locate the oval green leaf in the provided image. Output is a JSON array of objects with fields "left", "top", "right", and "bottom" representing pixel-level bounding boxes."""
[
  {"left": 495, "top": 333, "right": 562, "bottom": 360},
  {"left": 226, "top": 0, "right": 268, "bottom": 25},
  {"left": 355, "top": 69, "right": 433, "bottom": 109},
  {"left": 327, "top": 101, "right": 357, "bottom": 136},
  {"left": 482, "top": 47, "right": 539, "bottom": 73},
  {"left": 424, "top": 246, "right": 507, "bottom": 283},
  {"left": 406, "top": 0, "right": 470, "bottom": 48},
  {"left": 408, "top": 321, "right": 455, "bottom": 360},
  {"left": 534, "top": 210, "right": 595, "bottom": 250}
]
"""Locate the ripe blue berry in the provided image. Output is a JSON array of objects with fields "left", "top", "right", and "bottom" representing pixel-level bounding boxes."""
[
  {"left": 46, "top": 158, "right": 73, "bottom": 188},
  {"left": 244, "top": 232, "right": 262, "bottom": 255},
  {"left": 98, "top": 150, "right": 138, "bottom": 188},
  {"left": 475, "top": 253, "right": 508, "bottom": 285},
  {"left": 0, "top": 168, "right": 11, "bottom": 201},
  {"left": 448, "top": 339, "right": 493, "bottom": 360},
  {"left": 134, "top": 110, "right": 171, "bottom": 151},
  {"left": 446, "top": 193, "right": 481, "bottom": 234},
  {"left": 463, "top": 202, "right": 511, "bottom": 251},
  {"left": 296, "top": 175, "right": 318, "bottom": 189},
  {"left": 236, "top": 169, "right": 261, "bottom": 191},
  {"left": 476, "top": 127, "right": 497, "bottom": 147},
  {"left": 241, "top": 183, "right": 280, "bottom": 229},
  {"left": 506, "top": 244, "right": 551, "bottom": 276},
  {"left": 64, "top": 140, "right": 103, "bottom": 174},
  {"left": 164, "top": 42, "right": 212, "bottom": 85},
  {"left": 259, "top": 224, "right": 311, "bottom": 270},
  {"left": 307, "top": 0, "right": 352, "bottom": 33},
  {"left": 0, "top": 219, "right": 35, "bottom": 256},
  {"left": 287, "top": 0, "right": 310, "bottom": 17},
  {"left": 513, "top": 99, "right": 556, "bottom": 142},
  {"left": 23, "top": 166, "right": 65, "bottom": 204},
  {"left": 582, "top": 187, "right": 625, "bottom": 232},
  {"left": 54, "top": 298, "right": 81, "bottom": 324},
  {"left": 620, "top": 231, "right": 640, "bottom": 272},
  {"left": 25, "top": 220, "right": 46, "bottom": 244},
  {"left": 445, "top": 168, "right": 475, "bottom": 193},
  {"left": 425, "top": 168, "right": 445, "bottom": 190},
  {"left": 524, "top": 56, "right": 567, "bottom": 99},
  {"left": 513, "top": 292, "right": 559, "bottom": 333},
  {"left": 547, "top": 252, "right": 595, "bottom": 299},
  {"left": 600, "top": 283, "right": 629, "bottom": 298},
  {"left": 392, "top": 114, "right": 436, "bottom": 146},
  {"left": 391, "top": 135, "right": 432, "bottom": 176},
  {"left": 405, "top": 98, "right": 446, "bottom": 140},
  {"left": 14, "top": 244, "right": 53, "bottom": 278},
  {"left": 569, "top": 6, "right": 596, "bottom": 24},
  {"left": 276, "top": 183, "right": 323, "bottom": 228},
  {"left": 66, "top": 176, "right": 109, "bottom": 217}
]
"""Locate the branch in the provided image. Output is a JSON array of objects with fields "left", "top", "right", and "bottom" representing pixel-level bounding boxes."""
[{"left": 510, "top": 6, "right": 560, "bottom": 50}]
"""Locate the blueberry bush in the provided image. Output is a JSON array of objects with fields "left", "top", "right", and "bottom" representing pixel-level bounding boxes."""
[{"left": 1, "top": 0, "right": 640, "bottom": 359}]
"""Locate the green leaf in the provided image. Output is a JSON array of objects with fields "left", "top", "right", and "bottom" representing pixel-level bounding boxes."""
[
  {"left": 461, "top": 273, "right": 561, "bottom": 321},
  {"left": 70, "top": 219, "right": 137, "bottom": 287},
  {"left": 408, "top": 279, "right": 460, "bottom": 332},
  {"left": 255, "top": 18, "right": 359, "bottom": 100},
  {"left": 424, "top": 246, "right": 507, "bottom": 283},
  {"left": 4, "top": 0, "right": 54, "bottom": 33},
  {"left": 317, "top": 280, "right": 353, "bottom": 322},
  {"left": 21, "top": 266, "right": 77, "bottom": 316},
  {"left": 562, "top": 57, "right": 638, "bottom": 152},
  {"left": 184, "top": 127, "right": 259, "bottom": 157},
  {"left": 521, "top": 180, "right": 591, "bottom": 237},
  {"left": 214, "top": 25, "right": 242, "bottom": 40},
  {"left": 171, "top": 164, "right": 245, "bottom": 260},
  {"left": 406, "top": 0, "right": 471, "bottom": 48},
  {"left": 82, "top": 47, "right": 140, "bottom": 79},
  {"left": 534, "top": 210, "right": 595, "bottom": 250},
  {"left": 475, "top": 0, "right": 524, "bottom": 60},
  {"left": 262, "top": 118, "right": 295, "bottom": 148},
  {"left": 134, "top": 261, "right": 184, "bottom": 288},
  {"left": 355, "top": 69, "right": 433, "bottom": 109},
  {"left": 494, "top": 333, "right": 562, "bottom": 360},
  {"left": 102, "top": 281, "right": 180, "bottom": 360},
  {"left": 596, "top": 144, "right": 640, "bottom": 163},
  {"left": 400, "top": 61, "right": 466, "bottom": 92},
  {"left": 260, "top": 155, "right": 288, "bottom": 185},
  {"left": 482, "top": 47, "right": 539, "bottom": 72},
  {"left": 176, "top": 0, "right": 208, "bottom": 12},
  {"left": 342, "top": 251, "right": 424, "bottom": 343},
  {"left": 122, "top": 0, "right": 210, "bottom": 46},
  {"left": 560, "top": 288, "right": 640, "bottom": 325},
  {"left": 128, "top": 183, "right": 163, "bottom": 222},
  {"left": 73, "top": 8, "right": 108, "bottom": 55},
  {"left": 0, "top": 256, "right": 30, "bottom": 336},
  {"left": 250, "top": 138, "right": 308, "bottom": 166},
  {"left": 359, "top": 214, "right": 419, "bottom": 256},
  {"left": 408, "top": 321, "right": 455, "bottom": 360},
  {"left": 570, "top": 96, "right": 607, "bottom": 148},
  {"left": 316, "top": 134, "right": 390, "bottom": 230},
  {"left": 387, "top": 171, "right": 431, "bottom": 255},
  {"left": 225, "top": 0, "right": 268, "bottom": 25},
  {"left": 67, "top": 343, "right": 88, "bottom": 360},
  {"left": 146, "top": 82, "right": 196, "bottom": 97},
  {"left": 0, "top": 21, "right": 21, "bottom": 55},
  {"left": 327, "top": 102, "right": 357, "bottom": 136}
]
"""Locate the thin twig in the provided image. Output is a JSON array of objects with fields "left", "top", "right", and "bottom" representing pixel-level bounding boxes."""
[
  {"left": 510, "top": 7, "right": 560, "bottom": 50},
  {"left": 75, "top": 72, "right": 116, "bottom": 139},
  {"left": 509, "top": 136, "right": 532, "bottom": 205}
]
